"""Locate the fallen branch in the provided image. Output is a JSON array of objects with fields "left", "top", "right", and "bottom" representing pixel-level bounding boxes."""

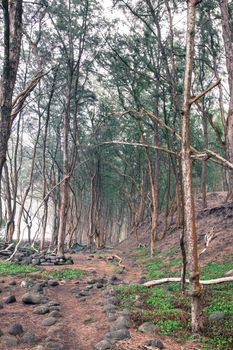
[{"left": 143, "top": 276, "right": 233, "bottom": 287}]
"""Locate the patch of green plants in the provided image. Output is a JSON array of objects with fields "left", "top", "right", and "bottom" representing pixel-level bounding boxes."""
[
  {"left": 143, "top": 255, "right": 181, "bottom": 280},
  {"left": 0, "top": 261, "right": 39, "bottom": 275},
  {"left": 146, "top": 287, "right": 180, "bottom": 315},
  {"left": 42, "top": 268, "right": 84, "bottom": 279},
  {"left": 162, "top": 247, "right": 178, "bottom": 255},
  {"left": 201, "top": 255, "right": 233, "bottom": 280},
  {"left": 156, "top": 319, "right": 183, "bottom": 335}
]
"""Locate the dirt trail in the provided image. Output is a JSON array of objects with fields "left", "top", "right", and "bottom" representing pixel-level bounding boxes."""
[{"left": 0, "top": 250, "right": 203, "bottom": 350}]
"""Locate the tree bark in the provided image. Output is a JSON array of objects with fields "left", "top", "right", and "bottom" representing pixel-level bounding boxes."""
[{"left": 181, "top": 0, "right": 203, "bottom": 333}]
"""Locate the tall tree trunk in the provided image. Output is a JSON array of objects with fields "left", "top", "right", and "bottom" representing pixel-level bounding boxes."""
[
  {"left": 219, "top": 0, "right": 233, "bottom": 200},
  {"left": 0, "top": 0, "right": 23, "bottom": 179},
  {"left": 181, "top": 0, "right": 203, "bottom": 333}
]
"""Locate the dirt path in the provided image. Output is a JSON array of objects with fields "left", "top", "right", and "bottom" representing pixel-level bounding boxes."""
[{"left": 0, "top": 250, "right": 202, "bottom": 350}]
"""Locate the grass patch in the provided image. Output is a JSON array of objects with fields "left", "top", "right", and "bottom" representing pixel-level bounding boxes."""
[
  {"left": 0, "top": 261, "right": 39, "bottom": 275},
  {"left": 42, "top": 268, "right": 84, "bottom": 279},
  {"left": 117, "top": 249, "right": 233, "bottom": 350}
]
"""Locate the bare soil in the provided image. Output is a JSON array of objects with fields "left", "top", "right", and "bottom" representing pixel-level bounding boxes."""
[{"left": 0, "top": 192, "right": 232, "bottom": 350}]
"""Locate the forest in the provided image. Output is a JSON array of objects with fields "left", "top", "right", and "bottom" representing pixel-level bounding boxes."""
[{"left": 0, "top": 0, "right": 233, "bottom": 349}]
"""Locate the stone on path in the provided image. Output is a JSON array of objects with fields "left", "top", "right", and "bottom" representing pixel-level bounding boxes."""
[
  {"left": 21, "top": 331, "right": 38, "bottom": 345},
  {"left": 22, "top": 292, "right": 44, "bottom": 305},
  {"left": 4, "top": 295, "right": 16, "bottom": 304},
  {"left": 34, "top": 306, "right": 50, "bottom": 315},
  {"left": 208, "top": 312, "right": 225, "bottom": 321},
  {"left": 144, "top": 339, "right": 164, "bottom": 349},
  {"left": 46, "top": 341, "right": 64, "bottom": 349},
  {"left": 32, "top": 346, "right": 45, "bottom": 350},
  {"left": 138, "top": 322, "right": 157, "bottom": 333},
  {"left": 95, "top": 339, "right": 113, "bottom": 350},
  {"left": 8, "top": 323, "right": 24, "bottom": 336},
  {"left": 49, "top": 310, "right": 61, "bottom": 318},
  {"left": 110, "top": 316, "right": 129, "bottom": 331},
  {"left": 47, "top": 325, "right": 63, "bottom": 335},
  {"left": 8, "top": 280, "right": 16, "bottom": 286},
  {"left": 1, "top": 335, "right": 18, "bottom": 347},
  {"left": 0, "top": 329, "right": 3, "bottom": 337},
  {"left": 41, "top": 317, "right": 57, "bottom": 326},
  {"left": 48, "top": 280, "right": 59, "bottom": 287},
  {"left": 105, "top": 329, "right": 130, "bottom": 342}
]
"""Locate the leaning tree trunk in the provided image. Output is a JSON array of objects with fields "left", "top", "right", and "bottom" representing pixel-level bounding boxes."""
[{"left": 181, "top": 0, "right": 203, "bottom": 334}]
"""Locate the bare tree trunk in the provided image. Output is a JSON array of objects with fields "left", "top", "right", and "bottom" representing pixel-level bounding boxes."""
[
  {"left": 181, "top": 0, "right": 203, "bottom": 333},
  {"left": 219, "top": 0, "right": 233, "bottom": 200}
]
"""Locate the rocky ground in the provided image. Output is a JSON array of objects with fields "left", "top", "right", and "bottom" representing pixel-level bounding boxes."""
[{"left": 0, "top": 251, "right": 203, "bottom": 350}]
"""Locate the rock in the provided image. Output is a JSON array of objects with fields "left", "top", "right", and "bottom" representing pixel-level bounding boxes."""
[
  {"left": 4, "top": 295, "right": 16, "bottom": 304},
  {"left": 105, "top": 329, "right": 130, "bottom": 342},
  {"left": 104, "top": 297, "right": 120, "bottom": 305},
  {"left": 48, "top": 280, "right": 59, "bottom": 287},
  {"left": 49, "top": 310, "right": 61, "bottom": 318},
  {"left": 144, "top": 339, "right": 164, "bottom": 349},
  {"left": 111, "top": 316, "right": 129, "bottom": 331},
  {"left": 49, "top": 306, "right": 61, "bottom": 311},
  {"left": 0, "top": 329, "right": 3, "bottom": 336},
  {"left": 119, "top": 309, "right": 131, "bottom": 318},
  {"left": 47, "top": 301, "right": 60, "bottom": 307},
  {"left": 138, "top": 322, "right": 157, "bottom": 333},
  {"left": 103, "top": 304, "right": 117, "bottom": 313},
  {"left": 8, "top": 323, "right": 23, "bottom": 336},
  {"left": 21, "top": 331, "right": 38, "bottom": 345},
  {"left": 1, "top": 335, "right": 18, "bottom": 347},
  {"left": 32, "top": 258, "right": 40, "bottom": 265},
  {"left": 47, "top": 325, "right": 63, "bottom": 335},
  {"left": 22, "top": 293, "right": 43, "bottom": 305},
  {"left": 32, "top": 346, "right": 45, "bottom": 350},
  {"left": 0, "top": 302, "right": 3, "bottom": 309},
  {"left": 208, "top": 312, "right": 225, "bottom": 321},
  {"left": 31, "top": 283, "right": 44, "bottom": 293},
  {"left": 41, "top": 317, "right": 57, "bottom": 326},
  {"left": 95, "top": 340, "right": 113, "bottom": 350},
  {"left": 46, "top": 341, "right": 64, "bottom": 349},
  {"left": 33, "top": 306, "right": 50, "bottom": 315},
  {"left": 8, "top": 280, "right": 16, "bottom": 286},
  {"left": 96, "top": 282, "right": 104, "bottom": 289},
  {"left": 0, "top": 288, "right": 2, "bottom": 293}
]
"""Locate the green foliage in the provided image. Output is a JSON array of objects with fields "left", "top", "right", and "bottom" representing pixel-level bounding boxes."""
[
  {"left": 42, "top": 268, "right": 84, "bottom": 279},
  {"left": 156, "top": 320, "right": 183, "bottom": 335},
  {"left": 0, "top": 262, "right": 39, "bottom": 275}
]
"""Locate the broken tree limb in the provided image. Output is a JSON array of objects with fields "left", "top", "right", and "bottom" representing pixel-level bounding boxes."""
[{"left": 143, "top": 276, "right": 233, "bottom": 287}]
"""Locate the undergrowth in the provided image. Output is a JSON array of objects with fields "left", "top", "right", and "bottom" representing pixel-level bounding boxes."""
[
  {"left": 116, "top": 248, "right": 233, "bottom": 350},
  {"left": 0, "top": 261, "right": 39, "bottom": 275}
]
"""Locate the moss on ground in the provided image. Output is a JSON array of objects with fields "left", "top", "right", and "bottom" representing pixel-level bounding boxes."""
[{"left": 0, "top": 261, "right": 39, "bottom": 275}]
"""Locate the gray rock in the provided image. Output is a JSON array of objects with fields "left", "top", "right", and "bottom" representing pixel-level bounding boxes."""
[
  {"left": 105, "top": 329, "right": 130, "bottom": 342},
  {"left": 46, "top": 341, "right": 64, "bottom": 349},
  {"left": 31, "top": 283, "right": 44, "bottom": 293},
  {"left": 32, "top": 346, "right": 45, "bottom": 350},
  {"left": 208, "top": 312, "right": 225, "bottom": 321},
  {"left": 104, "top": 297, "right": 120, "bottom": 305},
  {"left": 49, "top": 306, "right": 61, "bottom": 311},
  {"left": 48, "top": 280, "right": 59, "bottom": 287},
  {"left": 32, "top": 258, "right": 40, "bottom": 265},
  {"left": 144, "top": 339, "right": 164, "bottom": 349},
  {"left": 47, "top": 301, "right": 60, "bottom": 307},
  {"left": 47, "top": 325, "right": 63, "bottom": 335},
  {"left": 1, "top": 335, "right": 18, "bottom": 347},
  {"left": 0, "top": 302, "right": 3, "bottom": 309},
  {"left": 21, "top": 331, "right": 38, "bottom": 345},
  {"left": 95, "top": 340, "right": 113, "bottom": 350},
  {"left": 8, "top": 323, "right": 23, "bottom": 336},
  {"left": 33, "top": 306, "right": 50, "bottom": 315},
  {"left": 138, "top": 322, "right": 157, "bottom": 333},
  {"left": 41, "top": 317, "right": 57, "bottom": 326},
  {"left": 103, "top": 304, "right": 117, "bottom": 313},
  {"left": 111, "top": 316, "right": 129, "bottom": 331},
  {"left": 49, "top": 310, "right": 61, "bottom": 318},
  {"left": 4, "top": 295, "right": 16, "bottom": 304},
  {"left": 22, "top": 293, "right": 43, "bottom": 305},
  {"left": 119, "top": 309, "right": 131, "bottom": 318},
  {"left": 8, "top": 280, "right": 16, "bottom": 286},
  {"left": 0, "top": 329, "right": 3, "bottom": 336},
  {"left": 96, "top": 282, "right": 104, "bottom": 289}
]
